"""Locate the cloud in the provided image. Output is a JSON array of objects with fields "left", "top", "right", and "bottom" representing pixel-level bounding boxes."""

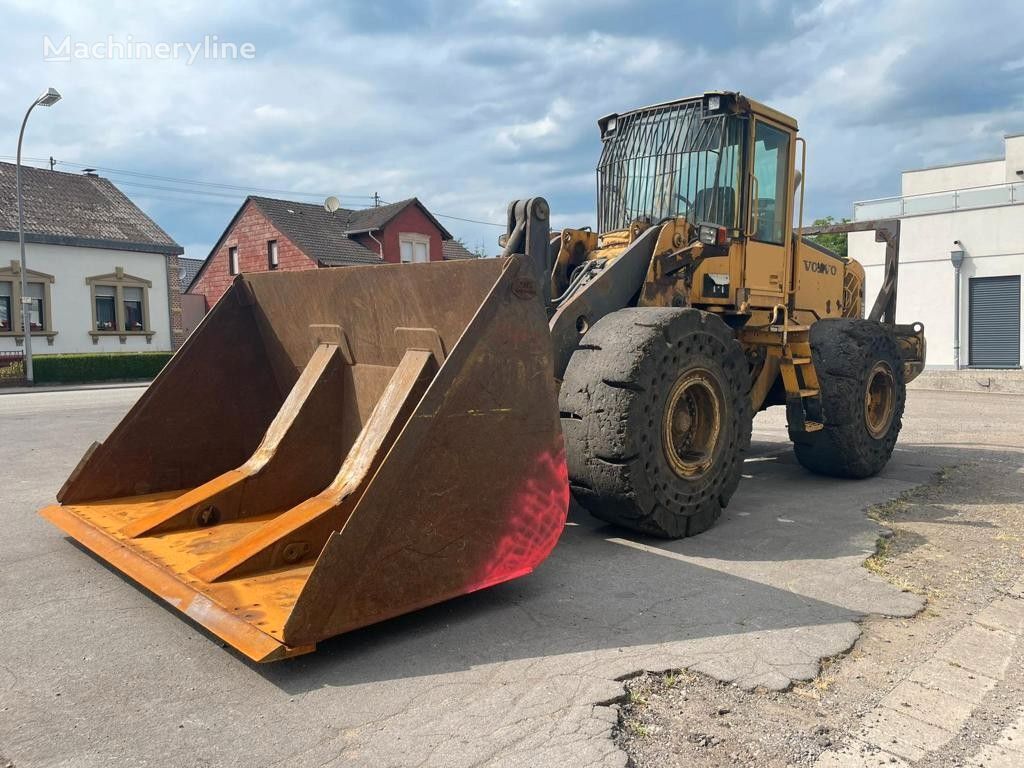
[
  {"left": 1, "top": 0, "right": 1022, "bottom": 257},
  {"left": 792, "top": 0, "right": 863, "bottom": 28},
  {"left": 495, "top": 98, "right": 574, "bottom": 150},
  {"left": 252, "top": 104, "right": 292, "bottom": 122}
]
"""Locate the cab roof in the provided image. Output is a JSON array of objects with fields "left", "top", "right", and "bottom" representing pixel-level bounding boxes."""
[{"left": 598, "top": 91, "right": 799, "bottom": 132}]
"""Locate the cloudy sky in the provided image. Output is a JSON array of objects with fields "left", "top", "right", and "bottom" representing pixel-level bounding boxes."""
[{"left": 2, "top": 0, "right": 1023, "bottom": 260}]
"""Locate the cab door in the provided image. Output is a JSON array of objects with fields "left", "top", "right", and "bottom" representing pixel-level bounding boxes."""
[{"left": 744, "top": 119, "right": 794, "bottom": 307}]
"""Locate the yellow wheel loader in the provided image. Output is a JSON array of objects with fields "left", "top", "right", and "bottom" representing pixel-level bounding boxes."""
[{"left": 40, "top": 91, "right": 925, "bottom": 661}]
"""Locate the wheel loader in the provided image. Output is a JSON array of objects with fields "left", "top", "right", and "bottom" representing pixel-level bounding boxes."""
[{"left": 40, "top": 91, "right": 925, "bottom": 661}]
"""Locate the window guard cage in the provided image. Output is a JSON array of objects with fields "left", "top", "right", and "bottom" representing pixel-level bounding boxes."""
[{"left": 596, "top": 101, "right": 743, "bottom": 234}]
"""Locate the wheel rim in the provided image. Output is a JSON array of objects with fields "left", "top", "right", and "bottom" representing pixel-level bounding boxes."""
[
  {"left": 662, "top": 369, "right": 723, "bottom": 478},
  {"left": 864, "top": 361, "right": 896, "bottom": 439}
]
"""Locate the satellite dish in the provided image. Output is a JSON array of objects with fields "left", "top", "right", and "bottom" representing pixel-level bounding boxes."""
[{"left": 324, "top": 196, "right": 341, "bottom": 213}]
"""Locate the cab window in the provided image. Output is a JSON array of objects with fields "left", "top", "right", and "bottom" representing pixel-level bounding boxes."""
[{"left": 751, "top": 122, "right": 790, "bottom": 245}]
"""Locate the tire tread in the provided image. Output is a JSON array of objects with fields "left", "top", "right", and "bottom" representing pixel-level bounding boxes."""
[
  {"left": 560, "top": 307, "right": 752, "bottom": 538},
  {"left": 791, "top": 319, "right": 906, "bottom": 478}
]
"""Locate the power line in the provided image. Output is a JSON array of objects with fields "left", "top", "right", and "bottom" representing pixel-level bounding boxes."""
[
  {"left": 434, "top": 213, "right": 505, "bottom": 228},
  {"left": 0, "top": 155, "right": 375, "bottom": 201},
  {"left": 127, "top": 193, "right": 240, "bottom": 207},
  {"left": 109, "top": 178, "right": 380, "bottom": 209},
  {"left": 4, "top": 155, "right": 507, "bottom": 226},
  {"left": 108, "top": 179, "right": 263, "bottom": 200},
  {"left": 66, "top": 162, "right": 374, "bottom": 202},
  {"left": 378, "top": 199, "right": 505, "bottom": 228},
  {"left": 62, "top": 162, "right": 352, "bottom": 198}
]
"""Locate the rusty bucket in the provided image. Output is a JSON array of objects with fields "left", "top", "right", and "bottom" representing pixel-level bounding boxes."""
[{"left": 40, "top": 257, "right": 569, "bottom": 661}]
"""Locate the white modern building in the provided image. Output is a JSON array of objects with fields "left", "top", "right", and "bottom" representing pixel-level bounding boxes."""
[
  {"left": 0, "top": 162, "right": 185, "bottom": 356},
  {"left": 850, "top": 134, "right": 1024, "bottom": 370}
]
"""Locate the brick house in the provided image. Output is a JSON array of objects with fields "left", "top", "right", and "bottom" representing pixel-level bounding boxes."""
[{"left": 187, "top": 196, "right": 475, "bottom": 308}]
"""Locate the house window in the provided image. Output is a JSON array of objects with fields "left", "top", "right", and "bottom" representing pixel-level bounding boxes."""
[
  {"left": 94, "top": 286, "right": 117, "bottom": 330},
  {"left": 268, "top": 240, "right": 279, "bottom": 269},
  {"left": 87, "top": 268, "right": 154, "bottom": 343},
  {"left": 25, "top": 282, "right": 45, "bottom": 331},
  {"left": 399, "top": 234, "right": 430, "bottom": 263},
  {"left": 0, "top": 262, "right": 56, "bottom": 340},
  {"left": 229, "top": 246, "right": 239, "bottom": 275},
  {"left": 123, "top": 286, "right": 145, "bottom": 331},
  {"left": 0, "top": 281, "right": 11, "bottom": 332}
]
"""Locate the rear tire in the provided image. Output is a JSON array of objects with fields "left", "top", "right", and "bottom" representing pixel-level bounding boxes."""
[
  {"left": 560, "top": 307, "right": 752, "bottom": 538},
  {"left": 791, "top": 319, "right": 905, "bottom": 478}
]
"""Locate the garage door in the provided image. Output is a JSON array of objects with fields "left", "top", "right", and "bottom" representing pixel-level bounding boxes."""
[{"left": 969, "top": 275, "right": 1021, "bottom": 368}]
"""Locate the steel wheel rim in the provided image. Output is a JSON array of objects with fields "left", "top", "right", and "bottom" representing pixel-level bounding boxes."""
[
  {"left": 663, "top": 369, "right": 723, "bottom": 478},
  {"left": 864, "top": 361, "right": 896, "bottom": 439}
]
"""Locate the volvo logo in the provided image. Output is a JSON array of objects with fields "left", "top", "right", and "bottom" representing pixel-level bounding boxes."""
[{"left": 803, "top": 259, "right": 837, "bottom": 276}]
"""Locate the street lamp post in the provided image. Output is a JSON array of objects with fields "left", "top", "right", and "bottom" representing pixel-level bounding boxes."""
[{"left": 16, "top": 86, "right": 62, "bottom": 385}]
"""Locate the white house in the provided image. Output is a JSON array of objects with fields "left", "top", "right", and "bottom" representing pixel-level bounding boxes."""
[
  {"left": 0, "top": 163, "right": 184, "bottom": 356},
  {"left": 849, "top": 134, "right": 1024, "bottom": 370}
]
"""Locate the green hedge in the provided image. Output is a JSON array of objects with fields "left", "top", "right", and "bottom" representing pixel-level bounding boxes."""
[{"left": 33, "top": 352, "right": 173, "bottom": 384}]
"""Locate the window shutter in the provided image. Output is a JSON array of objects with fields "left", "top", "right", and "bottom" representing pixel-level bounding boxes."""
[{"left": 968, "top": 275, "right": 1021, "bottom": 368}]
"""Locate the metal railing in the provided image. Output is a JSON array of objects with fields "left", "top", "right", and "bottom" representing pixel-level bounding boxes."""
[{"left": 854, "top": 180, "right": 1024, "bottom": 221}]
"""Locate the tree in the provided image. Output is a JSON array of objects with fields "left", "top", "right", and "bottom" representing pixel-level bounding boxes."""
[
  {"left": 452, "top": 236, "right": 489, "bottom": 259},
  {"left": 806, "top": 215, "right": 850, "bottom": 258}
]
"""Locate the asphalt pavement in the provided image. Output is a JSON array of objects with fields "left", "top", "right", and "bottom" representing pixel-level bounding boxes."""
[{"left": 1, "top": 387, "right": 1018, "bottom": 768}]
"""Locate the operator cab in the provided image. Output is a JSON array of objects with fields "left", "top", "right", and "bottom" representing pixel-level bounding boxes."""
[{"left": 597, "top": 91, "right": 800, "bottom": 308}]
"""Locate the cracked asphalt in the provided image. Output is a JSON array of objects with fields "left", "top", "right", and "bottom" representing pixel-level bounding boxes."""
[{"left": 0, "top": 387, "right": 1006, "bottom": 767}]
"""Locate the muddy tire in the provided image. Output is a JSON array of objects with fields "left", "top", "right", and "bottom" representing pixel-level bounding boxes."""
[
  {"left": 559, "top": 307, "right": 752, "bottom": 538},
  {"left": 791, "top": 319, "right": 905, "bottom": 478}
]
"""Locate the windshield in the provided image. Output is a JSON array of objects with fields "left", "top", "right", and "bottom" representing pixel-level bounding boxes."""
[{"left": 597, "top": 102, "right": 744, "bottom": 234}]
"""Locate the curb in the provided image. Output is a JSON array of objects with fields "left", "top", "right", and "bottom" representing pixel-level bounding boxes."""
[
  {"left": 909, "top": 385, "right": 1024, "bottom": 397},
  {"left": 0, "top": 381, "right": 151, "bottom": 396}
]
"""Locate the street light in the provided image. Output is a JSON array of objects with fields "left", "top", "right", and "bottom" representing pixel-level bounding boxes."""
[{"left": 16, "top": 87, "right": 62, "bottom": 385}]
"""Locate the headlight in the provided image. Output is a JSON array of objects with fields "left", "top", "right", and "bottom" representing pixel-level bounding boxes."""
[
  {"left": 701, "top": 92, "right": 736, "bottom": 117},
  {"left": 601, "top": 115, "right": 619, "bottom": 138},
  {"left": 699, "top": 223, "right": 730, "bottom": 247}
]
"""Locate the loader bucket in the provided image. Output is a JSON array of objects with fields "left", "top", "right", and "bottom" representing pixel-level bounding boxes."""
[{"left": 40, "top": 257, "right": 569, "bottom": 662}]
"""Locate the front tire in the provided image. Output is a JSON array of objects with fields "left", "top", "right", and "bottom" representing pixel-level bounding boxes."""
[
  {"left": 791, "top": 319, "right": 906, "bottom": 478},
  {"left": 559, "top": 308, "right": 752, "bottom": 538}
]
